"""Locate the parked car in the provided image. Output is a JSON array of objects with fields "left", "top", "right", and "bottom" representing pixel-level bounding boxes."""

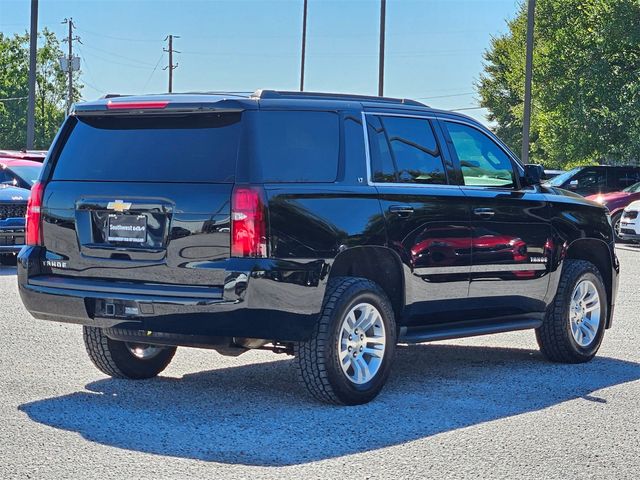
[
  {"left": 0, "top": 149, "right": 47, "bottom": 163},
  {"left": 0, "top": 158, "right": 43, "bottom": 190},
  {"left": 586, "top": 181, "right": 640, "bottom": 241},
  {"left": 0, "top": 184, "right": 29, "bottom": 265},
  {"left": 545, "top": 165, "right": 640, "bottom": 196},
  {"left": 18, "top": 91, "right": 618, "bottom": 405},
  {"left": 618, "top": 200, "right": 640, "bottom": 243}
]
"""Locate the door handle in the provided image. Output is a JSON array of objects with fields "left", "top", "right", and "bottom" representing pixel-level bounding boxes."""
[
  {"left": 473, "top": 208, "right": 496, "bottom": 217},
  {"left": 389, "top": 205, "right": 414, "bottom": 216}
]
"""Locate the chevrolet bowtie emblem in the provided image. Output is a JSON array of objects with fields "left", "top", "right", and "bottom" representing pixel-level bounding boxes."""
[{"left": 106, "top": 200, "right": 132, "bottom": 212}]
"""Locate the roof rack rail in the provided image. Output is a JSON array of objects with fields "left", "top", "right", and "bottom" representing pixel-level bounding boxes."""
[{"left": 252, "top": 89, "right": 426, "bottom": 107}]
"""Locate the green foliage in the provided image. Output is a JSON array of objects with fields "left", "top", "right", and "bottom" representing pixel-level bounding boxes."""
[
  {"left": 478, "top": 0, "right": 640, "bottom": 168},
  {"left": 0, "top": 29, "right": 82, "bottom": 149}
]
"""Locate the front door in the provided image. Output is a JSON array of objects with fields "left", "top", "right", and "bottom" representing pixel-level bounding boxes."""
[
  {"left": 364, "top": 112, "right": 472, "bottom": 325},
  {"left": 440, "top": 119, "right": 552, "bottom": 318}
]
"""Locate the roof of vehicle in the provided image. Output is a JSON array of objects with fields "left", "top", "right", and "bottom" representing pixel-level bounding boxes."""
[
  {"left": 71, "top": 89, "right": 481, "bottom": 125},
  {"left": 0, "top": 159, "right": 43, "bottom": 168},
  {"left": 0, "top": 150, "right": 47, "bottom": 162}
]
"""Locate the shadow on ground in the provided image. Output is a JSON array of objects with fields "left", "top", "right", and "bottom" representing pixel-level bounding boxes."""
[{"left": 19, "top": 344, "right": 640, "bottom": 466}]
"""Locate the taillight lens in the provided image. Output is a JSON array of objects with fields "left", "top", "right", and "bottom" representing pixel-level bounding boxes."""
[
  {"left": 26, "top": 181, "right": 44, "bottom": 246},
  {"left": 231, "top": 186, "right": 267, "bottom": 258}
]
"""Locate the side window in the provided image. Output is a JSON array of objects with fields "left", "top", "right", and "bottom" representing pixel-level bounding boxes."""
[
  {"left": 256, "top": 111, "right": 339, "bottom": 183},
  {"left": 571, "top": 168, "right": 606, "bottom": 194},
  {"left": 445, "top": 121, "right": 515, "bottom": 188},
  {"left": 367, "top": 115, "right": 447, "bottom": 185},
  {"left": 616, "top": 169, "right": 640, "bottom": 189},
  {"left": 367, "top": 115, "right": 397, "bottom": 182}
]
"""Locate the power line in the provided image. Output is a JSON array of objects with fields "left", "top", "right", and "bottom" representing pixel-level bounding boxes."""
[
  {"left": 142, "top": 53, "right": 165, "bottom": 91},
  {"left": 80, "top": 43, "right": 156, "bottom": 66},
  {"left": 80, "top": 49, "right": 159, "bottom": 70},
  {"left": 75, "top": 27, "right": 160, "bottom": 43},
  {"left": 450, "top": 106, "right": 486, "bottom": 112},
  {"left": 418, "top": 92, "right": 475, "bottom": 100}
]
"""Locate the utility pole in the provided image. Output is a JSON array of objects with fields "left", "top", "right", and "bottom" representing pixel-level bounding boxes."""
[
  {"left": 299, "top": 0, "right": 308, "bottom": 91},
  {"left": 522, "top": 0, "right": 536, "bottom": 164},
  {"left": 378, "top": 0, "right": 386, "bottom": 97},
  {"left": 61, "top": 18, "right": 80, "bottom": 115},
  {"left": 26, "top": 0, "right": 38, "bottom": 149},
  {"left": 163, "top": 35, "right": 180, "bottom": 93}
]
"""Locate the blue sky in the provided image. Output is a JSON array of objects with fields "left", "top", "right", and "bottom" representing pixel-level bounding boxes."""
[{"left": 1, "top": 0, "right": 521, "bottom": 124}]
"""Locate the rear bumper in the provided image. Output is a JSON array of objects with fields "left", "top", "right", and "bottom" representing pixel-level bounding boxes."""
[{"left": 18, "top": 246, "right": 329, "bottom": 342}]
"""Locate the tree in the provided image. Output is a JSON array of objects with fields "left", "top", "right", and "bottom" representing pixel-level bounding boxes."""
[
  {"left": 478, "top": 0, "right": 640, "bottom": 168},
  {"left": 0, "top": 29, "right": 82, "bottom": 150}
]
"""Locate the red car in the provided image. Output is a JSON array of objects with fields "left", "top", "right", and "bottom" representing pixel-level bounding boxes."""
[
  {"left": 587, "top": 181, "right": 640, "bottom": 241},
  {"left": 0, "top": 158, "right": 43, "bottom": 190},
  {"left": 0, "top": 150, "right": 47, "bottom": 163}
]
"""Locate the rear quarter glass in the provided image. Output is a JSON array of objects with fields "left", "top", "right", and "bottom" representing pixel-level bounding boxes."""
[
  {"left": 50, "top": 113, "right": 242, "bottom": 183},
  {"left": 254, "top": 110, "right": 340, "bottom": 183}
]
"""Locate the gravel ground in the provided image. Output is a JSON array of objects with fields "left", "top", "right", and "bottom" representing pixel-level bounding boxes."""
[{"left": 1, "top": 246, "right": 639, "bottom": 479}]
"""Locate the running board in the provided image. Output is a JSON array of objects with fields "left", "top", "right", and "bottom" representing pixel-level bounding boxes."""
[{"left": 398, "top": 317, "right": 543, "bottom": 344}]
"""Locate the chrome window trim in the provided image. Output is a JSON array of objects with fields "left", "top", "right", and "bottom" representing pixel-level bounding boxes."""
[{"left": 361, "top": 110, "right": 450, "bottom": 189}]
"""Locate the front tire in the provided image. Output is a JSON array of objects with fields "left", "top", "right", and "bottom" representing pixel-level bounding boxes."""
[
  {"left": 536, "top": 260, "right": 607, "bottom": 363},
  {"left": 83, "top": 326, "right": 176, "bottom": 379},
  {"left": 295, "top": 277, "right": 396, "bottom": 405}
]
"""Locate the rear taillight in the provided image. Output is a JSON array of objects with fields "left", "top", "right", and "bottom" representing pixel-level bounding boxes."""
[
  {"left": 26, "top": 181, "right": 44, "bottom": 246},
  {"left": 231, "top": 186, "right": 267, "bottom": 258}
]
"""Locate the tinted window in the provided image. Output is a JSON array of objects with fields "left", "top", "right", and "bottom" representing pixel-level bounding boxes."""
[
  {"left": 570, "top": 168, "right": 606, "bottom": 194},
  {"left": 255, "top": 111, "right": 339, "bottom": 183},
  {"left": 0, "top": 169, "right": 11, "bottom": 185},
  {"left": 8, "top": 165, "right": 42, "bottom": 186},
  {"left": 367, "top": 115, "right": 396, "bottom": 182},
  {"left": 615, "top": 168, "right": 640, "bottom": 189},
  {"left": 445, "top": 121, "right": 515, "bottom": 188},
  {"left": 367, "top": 115, "right": 446, "bottom": 184},
  {"left": 52, "top": 113, "right": 241, "bottom": 182}
]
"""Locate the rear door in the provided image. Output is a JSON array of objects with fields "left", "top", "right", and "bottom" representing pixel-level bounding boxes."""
[
  {"left": 41, "top": 112, "right": 243, "bottom": 287},
  {"left": 440, "top": 118, "right": 552, "bottom": 317},
  {"left": 364, "top": 111, "right": 472, "bottom": 324}
]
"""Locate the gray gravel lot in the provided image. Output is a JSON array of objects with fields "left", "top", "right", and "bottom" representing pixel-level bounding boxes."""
[{"left": 1, "top": 246, "right": 640, "bottom": 479}]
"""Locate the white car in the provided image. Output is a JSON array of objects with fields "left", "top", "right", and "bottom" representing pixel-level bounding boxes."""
[{"left": 619, "top": 200, "right": 640, "bottom": 243}]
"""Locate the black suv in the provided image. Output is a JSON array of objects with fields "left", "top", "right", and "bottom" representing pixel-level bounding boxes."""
[
  {"left": 545, "top": 165, "right": 640, "bottom": 196},
  {"left": 18, "top": 91, "right": 619, "bottom": 405}
]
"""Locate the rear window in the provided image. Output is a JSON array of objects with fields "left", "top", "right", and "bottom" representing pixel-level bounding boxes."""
[
  {"left": 52, "top": 113, "right": 242, "bottom": 182},
  {"left": 255, "top": 111, "right": 339, "bottom": 183}
]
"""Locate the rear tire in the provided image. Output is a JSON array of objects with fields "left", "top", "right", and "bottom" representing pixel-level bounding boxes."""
[
  {"left": 83, "top": 326, "right": 176, "bottom": 379},
  {"left": 295, "top": 277, "right": 396, "bottom": 405},
  {"left": 536, "top": 260, "right": 607, "bottom": 363}
]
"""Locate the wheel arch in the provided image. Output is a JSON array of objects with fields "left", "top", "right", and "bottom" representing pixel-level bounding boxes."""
[
  {"left": 328, "top": 246, "right": 406, "bottom": 322},
  {"left": 564, "top": 238, "right": 614, "bottom": 328}
]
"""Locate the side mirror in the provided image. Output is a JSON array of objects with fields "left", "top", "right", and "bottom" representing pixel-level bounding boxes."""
[
  {"left": 568, "top": 180, "right": 579, "bottom": 190},
  {"left": 523, "top": 164, "right": 544, "bottom": 186}
]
